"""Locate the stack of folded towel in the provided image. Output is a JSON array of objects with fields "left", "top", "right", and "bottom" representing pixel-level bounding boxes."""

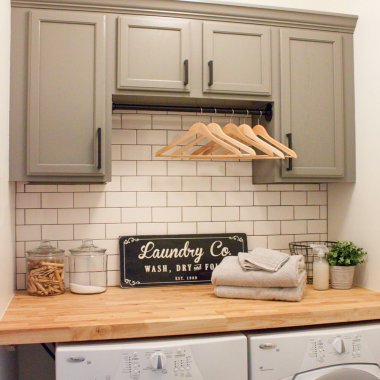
[{"left": 211, "top": 248, "right": 306, "bottom": 302}]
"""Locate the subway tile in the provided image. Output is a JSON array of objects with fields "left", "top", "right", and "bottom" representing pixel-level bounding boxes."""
[
  {"left": 122, "top": 208, "right": 151, "bottom": 223},
  {"left": 320, "top": 206, "right": 327, "bottom": 219},
  {"left": 308, "top": 220, "right": 328, "bottom": 234},
  {"left": 212, "top": 177, "right": 239, "bottom": 191},
  {"left": 197, "top": 222, "right": 226, "bottom": 234},
  {"left": 106, "top": 223, "right": 137, "bottom": 239},
  {"left": 16, "top": 182, "right": 25, "bottom": 193},
  {"left": 247, "top": 235, "right": 268, "bottom": 250},
  {"left": 16, "top": 225, "right": 41, "bottom": 241},
  {"left": 106, "top": 192, "right": 136, "bottom": 207},
  {"left": 254, "top": 221, "right": 280, "bottom": 235},
  {"left": 153, "top": 114, "right": 182, "bottom": 130},
  {"left": 182, "top": 115, "right": 210, "bottom": 130},
  {"left": 294, "top": 184, "right": 320, "bottom": 191},
  {"left": 152, "top": 177, "right": 181, "bottom": 191},
  {"left": 112, "top": 145, "right": 122, "bottom": 160},
  {"left": 58, "top": 209, "right": 89, "bottom": 224},
  {"left": 294, "top": 206, "right": 320, "bottom": 220},
  {"left": 16, "top": 209, "right": 25, "bottom": 225},
  {"left": 90, "top": 208, "right": 121, "bottom": 224},
  {"left": 240, "top": 178, "right": 267, "bottom": 191},
  {"left": 112, "top": 129, "right": 136, "bottom": 144},
  {"left": 167, "top": 130, "right": 187, "bottom": 145},
  {"left": 16, "top": 274, "right": 26, "bottom": 290},
  {"left": 197, "top": 192, "right": 225, "bottom": 207},
  {"left": 268, "top": 206, "right": 294, "bottom": 221},
  {"left": 281, "top": 220, "right": 307, "bottom": 235},
  {"left": 92, "top": 239, "right": 119, "bottom": 255},
  {"left": 137, "top": 192, "right": 166, "bottom": 207},
  {"left": 268, "top": 235, "right": 294, "bottom": 250},
  {"left": 226, "top": 221, "right": 254, "bottom": 235},
  {"left": 293, "top": 234, "right": 320, "bottom": 243},
  {"left": 240, "top": 206, "right": 267, "bottom": 221},
  {"left": 281, "top": 192, "right": 307, "bottom": 205},
  {"left": 168, "top": 192, "right": 196, "bottom": 207},
  {"left": 107, "top": 254, "right": 120, "bottom": 271},
  {"left": 137, "top": 130, "right": 167, "bottom": 145},
  {"left": 308, "top": 191, "right": 327, "bottom": 205},
  {"left": 74, "top": 224, "right": 105, "bottom": 240},
  {"left": 197, "top": 162, "right": 225, "bottom": 176},
  {"left": 112, "top": 161, "right": 137, "bottom": 176},
  {"left": 42, "top": 225, "right": 73, "bottom": 241},
  {"left": 212, "top": 207, "right": 239, "bottom": 222},
  {"left": 25, "top": 209, "right": 57, "bottom": 225},
  {"left": 122, "top": 113, "right": 151, "bottom": 130},
  {"left": 16, "top": 242, "right": 25, "bottom": 258},
  {"left": 122, "top": 176, "right": 151, "bottom": 192},
  {"left": 112, "top": 113, "right": 122, "bottom": 129},
  {"left": 107, "top": 270, "right": 120, "bottom": 287},
  {"left": 226, "top": 162, "right": 252, "bottom": 176},
  {"left": 16, "top": 193, "right": 41, "bottom": 209},
  {"left": 268, "top": 184, "right": 294, "bottom": 191},
  {"left": 122, "top": 145, "right": 151, "bottom": 161},
  {"left": 42, "top": 193, "right": 73, "bottom": 208},
  {"left": 152, "top": 207, "right": 181, "bottom": 222},
  {"left": 74, "top": 192, "right": 106, "bottom": 208},
  {"left": 183, "top": 177, "right": 211, "bottom": 191},
  {"left": 57, "top": 184, "right": 89, "bottom": 192},
  {"left": 320, "top": 184, "right": 327, "bottom": 191},
  {"left": 226, "top": 192, "right": 253, "bottom": 206},
  {"left": 183, "top": 207, "right": 211, "bottom": 222},
  {"left": 137, "top": 161, "right": 167, "bottom": 176},
  {"left": 168, "top": 161, "right": 197, "bottom": 176},
  {"left": 16, "top": 258, "right": 26, "bottom": 274},
  {"left": 137, "top": 223, "right": 167, "bottom": 235},
  {"left": 25, "top": 184, "right": 57, "bottom": 193},
  {"left": 90, "top": 176, "right": 121, "bottom": 192},
  {"left": 168, "top": 222, "right": 197, "bottom": 234},
  {"left": 254, "top": 192, "right": 280, "bottom": 206}
]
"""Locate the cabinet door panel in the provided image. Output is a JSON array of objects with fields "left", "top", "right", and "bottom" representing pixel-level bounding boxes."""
[
  {"left": 203, "top": 22, "right": 271, "bottom": 95},
  {"left": 28, "top": 10, "right": 106, "bottom": 176},
  {"left": 118, "top": 16, "right": 190, "bottom": 91},
  {"left": 280, "top": 29, "right": 344, "bottom": 177}
]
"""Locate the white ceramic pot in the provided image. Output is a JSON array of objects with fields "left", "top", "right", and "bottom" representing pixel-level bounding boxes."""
[{"left": 330, "top": 266, "right": 355, "bottom": 290}]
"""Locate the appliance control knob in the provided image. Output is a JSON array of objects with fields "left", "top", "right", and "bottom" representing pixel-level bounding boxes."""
[
  {"left": 332, "top": 337, "right": 345, "bottom": 354},
  {"left": 150, "top": 351, "right": 167, "bottom": 371}
]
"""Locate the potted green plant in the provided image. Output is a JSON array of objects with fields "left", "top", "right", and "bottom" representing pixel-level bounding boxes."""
[{"left": 326, "top": 241, "right": 367, "bottom": 289}]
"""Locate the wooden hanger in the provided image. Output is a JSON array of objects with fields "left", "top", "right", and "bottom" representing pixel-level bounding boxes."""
[{"left": 155, "top": 122, "right": 244, "bottom": 158}]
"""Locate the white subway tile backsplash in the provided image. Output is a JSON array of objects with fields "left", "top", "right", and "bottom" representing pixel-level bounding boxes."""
[
  {"left": 74, "top": 193, "right": 106, "bottom": 208},
  {"left": 183, "top": 177, "right": 211, "bottom": 191},
  {"left": 42, "top": 193, "right": 73, "bottom": 209},
  {"left": 15, "top": 112, "right": 328, "bottom": 290}
]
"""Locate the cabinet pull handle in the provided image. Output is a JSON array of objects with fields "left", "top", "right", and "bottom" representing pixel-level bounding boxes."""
[
  {"left": 208, "top": 60, "right": 213, "bottom": 86},
  {"left": 97, "top": 128, "right": 102, "bottom": 170},
  {"left": 286, "top": 133, "right": 293, "bottom": 171},
  {"left": 184, "top": 59, "right": 189, "bottom": 86}
]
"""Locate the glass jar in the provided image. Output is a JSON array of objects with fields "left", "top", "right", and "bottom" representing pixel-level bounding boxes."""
[
  {"left": 25, "top": 240, "right": 65, "bottom": 296},
  {"left": 68, "top": 239, "right": 107, "bottom": 294}
]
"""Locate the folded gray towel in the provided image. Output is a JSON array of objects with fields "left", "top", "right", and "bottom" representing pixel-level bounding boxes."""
[
  {"left": 214, "top": 273, "right": 306, "bottom": 302},
  {"left": 211, "top": 255, "right": 305, "bottom": 288},
  {"left": 238, "top": 248, "right": 290, "bottom": 272}
]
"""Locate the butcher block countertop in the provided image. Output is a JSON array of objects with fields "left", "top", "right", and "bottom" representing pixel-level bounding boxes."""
[{"left": 1, "top": 285, "right": 380, "bottom": 345}]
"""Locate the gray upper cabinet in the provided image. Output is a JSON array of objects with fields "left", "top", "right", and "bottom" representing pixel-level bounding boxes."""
[
  {"left": 280, "top": 29, "right": 345, "bottom": 178},
  {"left": 117, "top": 16, "right": 191, "bottom": 92},
  {"left": 27, "top": 10, "right": 107, "bottom": 177},
  {"left": 203, "top": 22, "right": 271, "bottom": 95}
]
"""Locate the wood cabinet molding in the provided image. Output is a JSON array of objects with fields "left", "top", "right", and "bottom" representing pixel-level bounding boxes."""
[{"left": 11, "top": 0, "right": 358, "bottom": 33}]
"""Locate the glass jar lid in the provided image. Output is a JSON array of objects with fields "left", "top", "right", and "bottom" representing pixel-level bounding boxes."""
[
  {"left": 69, "top": 239, "right": 106, "bottom": 256},
  {"left": 26, "top": 240, "right": 64, "bottom": 257}
]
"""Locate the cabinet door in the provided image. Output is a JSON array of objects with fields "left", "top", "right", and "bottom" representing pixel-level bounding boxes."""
[
  {"left": 203, "top": 22, "right": 271, "bottom": 95},
  {"left": 28, "top": 10, "right": 106, "bottom": 176},
  {"left": 118, "top": 16, "right": 190, "bottom": 92},
  {"left": 280, "top": 29, "right": 344, "bottom": 178}
]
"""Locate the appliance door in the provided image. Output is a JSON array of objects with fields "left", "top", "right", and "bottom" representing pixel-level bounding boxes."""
[{"left": 292, "top": 363, "right": 380, "bottom": 380}]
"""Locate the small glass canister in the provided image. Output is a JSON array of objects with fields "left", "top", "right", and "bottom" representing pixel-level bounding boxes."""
[
  {"left": 68, "top": 239, "right": 107, "bottom": 294},
  {"left": 25, "top": 240, "right": 65, "bottom": 296}
]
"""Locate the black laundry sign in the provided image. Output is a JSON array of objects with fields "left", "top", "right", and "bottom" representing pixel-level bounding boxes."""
[{"left": 119, "top": 233, "right": 247, "bottom": 287}]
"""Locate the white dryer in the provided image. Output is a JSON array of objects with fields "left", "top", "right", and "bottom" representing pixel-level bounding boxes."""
[
  {"left": 56, "top": 332, "right": 247, "bottom": 380},
  {"left": 247, "top": 323, "right": 380, "bottom": 380}
]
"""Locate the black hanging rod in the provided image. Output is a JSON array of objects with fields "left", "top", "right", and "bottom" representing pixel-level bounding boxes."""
[{"left": 112, "top": 103, "right": 273, "bottom": 122}]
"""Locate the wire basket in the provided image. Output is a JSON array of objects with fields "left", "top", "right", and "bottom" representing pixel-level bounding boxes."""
[{"left": 289, "top": 241, "right": 336, "bottom": 284}]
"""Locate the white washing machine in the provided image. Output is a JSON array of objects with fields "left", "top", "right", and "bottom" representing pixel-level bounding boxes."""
[
  {"left": 56, "top": 333, "right": 247, "bottom": 380},
  {"left": 247, "top": 323, "right": 380, "bottom": 380}
]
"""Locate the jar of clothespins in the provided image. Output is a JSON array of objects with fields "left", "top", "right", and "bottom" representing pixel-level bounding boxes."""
[{"left": 25, "top": 240, "right": 65, "bottom": 296}]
